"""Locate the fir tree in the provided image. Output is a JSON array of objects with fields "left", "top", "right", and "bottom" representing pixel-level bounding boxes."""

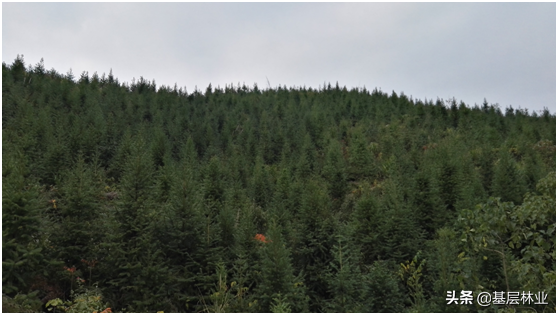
[
  {"left": 360, "top": 261, "right": 407, "bottom": 312},
  {"left": 324, "top": 224, "right": 363, "bottom": 312},
  {"left": 348, "top": 126, "right": 373, "bottom": 180},
  {"left": 2, "top": 149, "right": 45, "bottom": 295},
  {"left": 50, "top": 154, "right": 104, "bottom": 270},
  {"left": 491, "top": 149, "right": 526, "bottom": 205},
  {"left": 101, "top": 137, "right": 166, "bottom": 311},
  {"left": 322, "top": 139, "right": 348, "bottom": 203},
  {"left": 255, "top": 223, "right": 308, "bottom": 312}
]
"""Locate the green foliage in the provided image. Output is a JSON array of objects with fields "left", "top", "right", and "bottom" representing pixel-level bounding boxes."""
[
  {"left": 2, "top": 149, "right": 45, "bottom": 296},
  {"left": 508, "top": 172, "right": 556, "bottom": 312},
  {"left": 255, "top": 224, "right": 309, "bottom": 312},
  {"left": 203, "top": 261, "right": 234, "bottom": 313},
  {"left": 351, "top": 189, "right": 382, "bottom": 264},
  {"left": 413, "top": 170, "right": 445, "bottom": 238},
  {"left": 457, "top": 172, "right": 556, "bottom": 312},
  {"left": 322, "top": 139, "right": 348, "bottom": 202},
  {"left": 491, "top": 149, "right": 526, "bottom": 204},
  {"left": 2, "top": 57, "right": 555, "bottom": 312},
  {"left": 50, "top": 154, "right": 105, "bottom": 268},
  {"left": 291, "top": 179, "right": 335, "bottom": 311},
  {"left": 270, "top": 294, "right": 292, "bottom": 313},
  {"left": 46, "top": 286, "right": 110, "bottom": 313},
  {"left": 295, "top": 133, "right": 316, "bottom": 179},
  {"left": 426, "top": 228, "right": 463, "bottom": 313},
  {"left": 360, "top": 261, "right": 407, "bottom": 312},
  {"left": 2, "top": 291, "right": 43, "bottom": 313},
  {"left": 324, "top": 225, "right": 363, "bottom": 312},
  {"left": 398, "top": 252, "right": 427, "bottom": 311},
  {"left": 348, "top": 126, "right": 374, "bottom": 179}
]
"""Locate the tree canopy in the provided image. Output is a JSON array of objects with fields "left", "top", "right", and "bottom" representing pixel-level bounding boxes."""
[{"left": 2, "top": 56, "right": 555, "bottom": 312}]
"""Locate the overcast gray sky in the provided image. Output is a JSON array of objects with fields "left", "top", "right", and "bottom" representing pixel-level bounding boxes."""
[{"left": 3, "top": 2, "right": 556, "bottom": 113}]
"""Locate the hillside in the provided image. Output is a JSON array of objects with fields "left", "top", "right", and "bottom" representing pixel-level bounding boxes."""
[{"left": 3, "top": 55, "right": 556, "bottom": 312}]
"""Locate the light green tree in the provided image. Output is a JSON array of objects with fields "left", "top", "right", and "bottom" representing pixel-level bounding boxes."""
[{"left": 457, "top": 172, "right": 555, "bottom": 312}]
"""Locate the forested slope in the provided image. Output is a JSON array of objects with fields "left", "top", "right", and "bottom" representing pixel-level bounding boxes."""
[{"left": 2, "top": 56, "right": 556, "bottom": 312}]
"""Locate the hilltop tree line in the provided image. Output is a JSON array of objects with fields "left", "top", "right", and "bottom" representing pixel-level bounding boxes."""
[{"left": 3, "top": 55, "right": 556, "bottom": 312}]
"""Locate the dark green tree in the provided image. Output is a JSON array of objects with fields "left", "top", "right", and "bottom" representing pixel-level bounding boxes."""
[
  {"left": 322, "top": 139, "right": 348, "bottom": 202},
  {"left": 2, "top": 149, "right": 45, "bottom": 296},
  {"left": 100, "top": 137, "right": 168, "bottom": 311},
  {"left": 50, "top": 154, "right": 105, "bottom": 272},
  {"left": 324, "top": 224, "right": 363, "bottom": 312},
  {"left": 491, "top": 149, "right": 526, "bottom": 205},
  {"left": 255, "top": 223, "right": 308, "bottom": 312}
]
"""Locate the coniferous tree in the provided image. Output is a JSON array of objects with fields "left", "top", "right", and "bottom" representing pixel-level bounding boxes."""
[
  {"left": 351, "top": 191, "right": 382, "bottom": 264},
  {"left": 324, "top": 224, "right": 363, "bottom": 312},
  {"left": 150, "top": 125, "right": 171, "bottom": 168},
  {"left": 491, "top": 149, "right": 526, "bottom": 204},
  {"left": 360, "top": 261, "right": 407, "bottom": 312},
  {"left": 50, "top": 154, "right": 105, "bottom": 271},
  {"left": 426, "top": 228, "right": 463, "bottom": 313},
  {"left": 2, "top": 148, "right": 45, "bottom": 296},
  {"left": 203, "top": 156, "right": 225, "bottom": 208},
  {"left": 413, "top": 170, "right": 444, "bottom": 238},
  {"left": 154, "top": 157, "right": 203, "bottom": 312},
  {"left": 322, "top": 139, "right": 348, "bottom": 203},
  {"left": 348, "top": 126, "right": 373, "bottom": 180},
  {"left": 251, "top": 154, "right": 273, "bottom": 209},
  {"left": 11, "top": 54, "right": 27, "bottom": 82},
  {"left": 296, "top": 133, "right": 316, "bottom": 179},
  {"left": 255, "top": 223, "right": 308, "bottom": 312},
  {"left": 522, "top": 150, "right": 546, "bottom": 191},
  {"left": 101, "top": 137, "right": 166, "bottom": 311},
  {"left": 379, "top": 180, "right": 424, "bottom": 262},
  {"left": 291, "top": 180, "right": 335, "bottom": 311}
]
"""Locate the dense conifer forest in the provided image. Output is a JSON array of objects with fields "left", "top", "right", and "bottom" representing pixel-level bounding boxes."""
[{"left": 2, "top": 56, "right": 556, "bottom": 312}]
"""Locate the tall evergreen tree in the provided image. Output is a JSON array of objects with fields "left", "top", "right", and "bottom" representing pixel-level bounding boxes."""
[
  {"left": 324, "top": 224, "right": 363, "bottom": 312},
  {"left": 296, "top": 133, "right": 316, "bottom": 179},
  {"left": 100, "top": 137, "right": 167, "bottom": 311},
  {"left": 2, "top": 148, "right": 45, "bottom": 296},
  {"left": 491, "top": 149, "right": 526, "bottom": 204},
  {"left": 50, "top": 154, "right": 105, "bottom": 271},
  {"left": 255, "top": 223, "right": 308, "bottom": 312},
  {"left": 412, "top": 170, "right": 444, "bottom": 238},
  {"left": 348, "top": 126, "right": 373, "bottom": 180},
  {"left": 322, "top": 139, "right": 348, "bottom": 203}
]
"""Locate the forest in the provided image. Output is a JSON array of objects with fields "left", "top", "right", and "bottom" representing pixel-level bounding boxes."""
[{"left": 2, "top": 55, "right": 556, "bottom": 313}]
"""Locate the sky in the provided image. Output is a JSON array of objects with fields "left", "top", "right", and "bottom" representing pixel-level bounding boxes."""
[{"left": 2, "top": 2, "right": 556, "bottom": 114}]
